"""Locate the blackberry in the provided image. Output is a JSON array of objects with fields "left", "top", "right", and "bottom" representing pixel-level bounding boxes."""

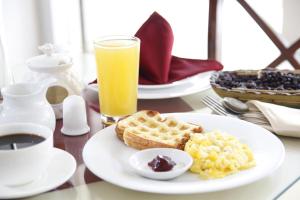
[{"left": 215, "top": 70, "right": 299, "bottom": 90}]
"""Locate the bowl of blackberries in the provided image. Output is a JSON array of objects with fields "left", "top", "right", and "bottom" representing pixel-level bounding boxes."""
[{"left": 210, "top": 69, "right": 300, "bottom": 106}]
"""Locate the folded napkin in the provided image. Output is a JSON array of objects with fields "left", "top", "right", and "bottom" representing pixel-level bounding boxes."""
[
  {"left": 242, "top": 100, "right": 300, "bottom": 137},
  {"left": 137, "top": 12, "right": 223, "bottom": 84},
  {"left": 91, "top": 12, "right": 223, "bottom": 85}
]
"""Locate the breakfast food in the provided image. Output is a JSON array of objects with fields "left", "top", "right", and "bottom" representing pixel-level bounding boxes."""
[
  {"left": 116, "top": 110, "right": 162, "bottom": 141},
  {"left": 148, "top": 155, "right": 176, "bottom": 172},
  {"left": 213, "top": 69, "right": 300, "bottom": 90},
  {"left": 185, "top": 130, "right": 255, "bottom": 179},
  {"left": 210, "top": 69, "right": 300, "bottom": 106},
  {"left": 116, "top": 110, "right": 203, "bottom": 150}
]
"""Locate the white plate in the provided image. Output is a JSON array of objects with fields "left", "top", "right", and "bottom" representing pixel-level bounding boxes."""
[
  {"left": 87, "top": 71, "right": 213, "bottom": 99},
  {"left": 82, "top": 113, "right": 285, "bottom": 194},
  {"left": 138, "top": 72, "right": 211, "bottom": 89},
  {"left": 138, "top": 71, "right": 213, "bottom": 99},
  {"left": 0, "top": 148, "right": 76, "bottom": 199}
]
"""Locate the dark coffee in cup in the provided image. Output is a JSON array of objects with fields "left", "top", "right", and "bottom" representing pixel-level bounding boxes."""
[
  {"left": 0, "top": 134, "right": 45, "bottom": 150},
  {"left": 0, "top": 123, "right": 53, "bottom": 186}
]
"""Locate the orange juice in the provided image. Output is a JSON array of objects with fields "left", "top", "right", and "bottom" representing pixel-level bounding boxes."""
[{"left": 94, "top": 36, "right": 140, "bottom": 119}]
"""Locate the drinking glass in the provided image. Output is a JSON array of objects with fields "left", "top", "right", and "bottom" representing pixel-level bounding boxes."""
[{"left": 94, "top": 36, "right": 140, "bottom": 125}]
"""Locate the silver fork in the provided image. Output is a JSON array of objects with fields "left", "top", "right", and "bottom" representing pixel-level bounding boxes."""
[
  {"left": 202, "top": 96, "right": 271, "bottom": 126},
  {"left": 201, "top": 96, "right": 237, "bottom": 118}
]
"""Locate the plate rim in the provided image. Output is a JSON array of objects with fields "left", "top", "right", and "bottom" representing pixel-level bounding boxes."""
[
  {"left": 83, "top": 113, "right": 285, "bottom": 194},
  {"left": 88, "top": 83, "right": 212, "bottom": 100},
  {"left": 138, "top": 71, "right": 213, "bottom": 99},
  {"left": 138, "top": 85, "right": 211, "bottom": 99},
  {"left": 138, "top": 72, "right": 213, "bottom": 90},
  {"left": 87, "top": 71, "right": 214, "bottom": 99}
]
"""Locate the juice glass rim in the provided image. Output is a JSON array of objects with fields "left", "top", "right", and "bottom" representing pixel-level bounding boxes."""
[{"left": 93, "top": 35, "right": 140, "bottom": 49}]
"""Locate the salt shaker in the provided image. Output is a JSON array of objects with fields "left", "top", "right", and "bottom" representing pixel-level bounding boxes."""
[{"left": 61, "top": 95, "right": 90, "bottom": 136}]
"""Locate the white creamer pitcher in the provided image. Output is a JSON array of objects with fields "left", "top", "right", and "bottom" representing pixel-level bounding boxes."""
[
  {"left": 0, "top": 81, "right": 56, "bottom": 130},
  {"left": 26, "top": 43, "right": 84, "bottom": 119}
]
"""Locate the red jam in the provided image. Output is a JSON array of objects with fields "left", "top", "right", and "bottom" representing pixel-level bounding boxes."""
[{"left": 148, "top": 155, "right": 176, "bottom": 172}]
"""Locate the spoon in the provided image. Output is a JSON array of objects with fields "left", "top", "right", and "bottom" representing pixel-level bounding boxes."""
[
  {"left": 222, "top": 97, "right": 249, "bottom": 114},
  {"left": 10, "top": 143, "right": 18, "bottom": 150}
]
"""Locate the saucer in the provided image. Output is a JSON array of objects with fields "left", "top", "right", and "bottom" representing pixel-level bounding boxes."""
[{"left": 0, "top": 148, "right": 76, "bottom": 199}]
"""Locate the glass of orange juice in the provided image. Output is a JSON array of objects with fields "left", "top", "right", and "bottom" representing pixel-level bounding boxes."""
[{"left": 94, "top": 36, "right": 140, "bottom": 125}]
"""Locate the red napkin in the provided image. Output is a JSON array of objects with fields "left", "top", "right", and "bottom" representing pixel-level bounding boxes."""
[{"left": 137, "top": 12, "right": 223, "bottom": 85}]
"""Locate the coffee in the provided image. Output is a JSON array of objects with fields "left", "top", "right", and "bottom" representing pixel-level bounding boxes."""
[{"left": 0, "top": 134, "right": 45, "bottom": 150}]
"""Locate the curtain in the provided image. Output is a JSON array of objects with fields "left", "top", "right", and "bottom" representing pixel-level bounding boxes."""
[{"left": 0, "top": 1, "right": 12, "bottom": 94}]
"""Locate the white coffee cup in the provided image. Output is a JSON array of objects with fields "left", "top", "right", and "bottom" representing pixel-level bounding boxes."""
[{"left": 0, "top": 123, "right": 53, "bottom": 186}]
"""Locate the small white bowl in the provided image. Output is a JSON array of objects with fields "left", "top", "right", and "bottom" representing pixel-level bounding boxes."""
[{"left": 129, "top": 148, "right": 193, "bottom": 180}]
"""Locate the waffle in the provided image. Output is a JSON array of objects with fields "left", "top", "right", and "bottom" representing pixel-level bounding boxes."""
[{"left": 115, "top": 110, "right": 203, "bottom": 150}]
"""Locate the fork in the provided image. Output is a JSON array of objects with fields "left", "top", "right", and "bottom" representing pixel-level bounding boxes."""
[
  {"left": 201, "top": 96, "right": 271, "bottom": 126},
  {"left": 201, "top": 96, "right": 237, "bottom": 118}
]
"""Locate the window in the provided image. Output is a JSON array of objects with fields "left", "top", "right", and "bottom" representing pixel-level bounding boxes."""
[
  {"left": 82, "top": 0, "right": 209, "bottom": 59},
  {"left": 1, "top": 0, "right": 299, "bottom": 83},
  {"left": 221, "top": 0, "right": 283, "bottom": 70},
  {"left": 50, "top": 0, "right": 294, "bottom": 70}
]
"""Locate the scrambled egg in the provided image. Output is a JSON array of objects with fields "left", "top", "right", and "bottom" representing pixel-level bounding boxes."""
[{"left": 184, "top": 131, "right": 255, "bottom": 179}]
